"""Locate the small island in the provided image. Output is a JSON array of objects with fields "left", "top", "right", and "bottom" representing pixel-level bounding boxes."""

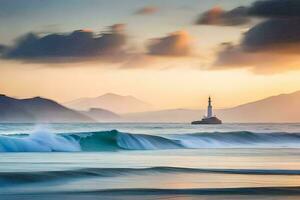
[{"left": 191, "top": 96, "right": 222, "bottom": 125}]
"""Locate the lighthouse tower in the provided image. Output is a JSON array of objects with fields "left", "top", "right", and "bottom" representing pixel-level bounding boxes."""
[
  {"left": 207, "top": 96, "right": 213, "bottom": 118},
  {"left": 191, "top": 96, "right": 222, "bottom": 124}
]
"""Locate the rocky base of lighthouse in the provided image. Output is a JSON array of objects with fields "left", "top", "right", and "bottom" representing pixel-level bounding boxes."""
[{"left": 191, "top": 116, "right": 222, "bottom": 125}]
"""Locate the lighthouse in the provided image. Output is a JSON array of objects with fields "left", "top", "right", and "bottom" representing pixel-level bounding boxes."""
[
  {"left": 191, "top": 96, "right": 222, "bottom": 125},
  {"left": 207, "top": 96, "right": 213, "bottom": 118}
]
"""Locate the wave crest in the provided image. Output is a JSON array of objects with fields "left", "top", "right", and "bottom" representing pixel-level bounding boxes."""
[{"left": 2, "top": 130, "right": 300, "bottom": 152}]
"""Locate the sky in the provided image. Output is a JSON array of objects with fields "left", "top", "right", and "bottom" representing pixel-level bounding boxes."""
[{"left": 1, "top": 0, "right": 300, "bottom": 110}]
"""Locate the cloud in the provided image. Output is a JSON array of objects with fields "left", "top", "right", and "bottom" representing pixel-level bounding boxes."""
[
  {"left": 0, "top": 45, "right": 7, "bottom": 53},
  {"left": 147, "top": 31, "right": 192, "bottom": 56},
  {"left": 214, "top": 19, "right": 300, "bottom": 74},
  {"left": 201, "top": 0, "right": 300, "bottom": 74},
  {"left": 242, "top": 19, "right": 300, "bottom": 52},
  {"left": 1, "top": 24, "right": 127, "bottom": 62},
  {"left": 195, "top": 6, "right": 250, "bottom": 26},
  {"left": 0, "top": 25, "right": 194, "bottom": 67},
  {"left": 197, "top": 0, "right": 300, "bottom": 27},
  {"left": 214, "top": 43, "right": 300, "bottom": 74},
  {"left": 135, "top": 6, "right": 158, "bottom": 15},
  {"left": 0, "top": 25, "right": 194, "bottom": 69},
  {"left": 248, "top": 0, "right": 300, "bottom": 18}
]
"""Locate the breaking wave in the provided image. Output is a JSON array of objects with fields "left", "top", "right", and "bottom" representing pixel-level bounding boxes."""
[{"left": 2, "top": 129, "right": 300, "bottom": 152}]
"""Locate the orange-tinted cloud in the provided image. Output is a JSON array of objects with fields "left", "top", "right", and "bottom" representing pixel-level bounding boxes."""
[
  {"left": 196, "top": 6, "right": 250, "bottom": 26},
  {"left": 135, "top": 6, "right": 158, "bottom": 15},
  {"left": 214, "top": 43, "right": 300, "bottom": 74},
  {"left": 147, "top": 31, "right": 192, "bottom": 56}
]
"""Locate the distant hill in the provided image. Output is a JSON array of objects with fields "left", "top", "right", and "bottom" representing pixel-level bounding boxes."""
[
  {"left": 81, "top": 108, "right": 121, "bottom": 122},
  {"left": 65, "top": 93, "right": 153, "bottom": 114},
  {"left": 218, "top": 90, "right": 300, "bottom": 123},
  {"left": 122, "top": 91, "right": 300, "bottom": 123},
  {"left": 0, "top": 94, "right": 93, "bottom": 122}
]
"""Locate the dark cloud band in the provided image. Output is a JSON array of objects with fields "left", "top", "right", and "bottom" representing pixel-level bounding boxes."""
[
  {"left": 1, "top": 24, "right": 127, "bottom": 62},
  {"left": 248, "top": 0, "right": 300, "bottom": 18},
  {"left": 198, "top": 0, "right": 300, "bottom": 73}
]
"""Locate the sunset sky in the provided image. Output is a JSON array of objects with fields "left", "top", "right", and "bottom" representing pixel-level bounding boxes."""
[{"left": 1, "top": 0, "right": 300, "bottom": 109}]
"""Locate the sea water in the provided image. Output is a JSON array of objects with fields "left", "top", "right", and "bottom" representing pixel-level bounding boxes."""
[{"left": 1, "top": 123, "right": 300, "bottom": 199}]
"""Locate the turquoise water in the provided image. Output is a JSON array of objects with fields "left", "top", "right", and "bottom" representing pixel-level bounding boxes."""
[{"left": 1, "top": 123, "right": 300, "bottom": 199}]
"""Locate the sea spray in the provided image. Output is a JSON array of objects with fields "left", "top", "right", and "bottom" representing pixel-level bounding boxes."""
[{"left": 0, "top": 125, "right": 80, "bottom": 152}]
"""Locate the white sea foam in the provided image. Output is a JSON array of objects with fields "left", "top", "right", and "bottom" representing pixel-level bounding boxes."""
[{"left": 0, "top": 125, "right": 80, "bottom": 152}]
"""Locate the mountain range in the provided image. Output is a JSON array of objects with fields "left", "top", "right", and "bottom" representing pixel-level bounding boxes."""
[
  {"left": 65, "top": 93, "right": 153, "bottom": 113},
  {"left": 122, "top": 91, "right": 300, "bottom": 123},
  {"left": 1, "top": 90, "right": 300, "bottom": 122}
]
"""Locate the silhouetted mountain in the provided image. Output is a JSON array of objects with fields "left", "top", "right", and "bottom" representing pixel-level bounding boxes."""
[
  {"left": 65, "top": 93, "right": 153, "bottom": 113},
  {"left": 0, "top": 94, "right": 93, "bottom": 122},
  {"left": 81, "top": 108, "right": 121, "bottom": 122},
  {"left": 122, "top": 91, "right": 300, "bottom": 123}
]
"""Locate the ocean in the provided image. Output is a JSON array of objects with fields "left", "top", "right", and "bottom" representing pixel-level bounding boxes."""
[{"left": 1, "top": 123, "right": 300, "bottom": 200}]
